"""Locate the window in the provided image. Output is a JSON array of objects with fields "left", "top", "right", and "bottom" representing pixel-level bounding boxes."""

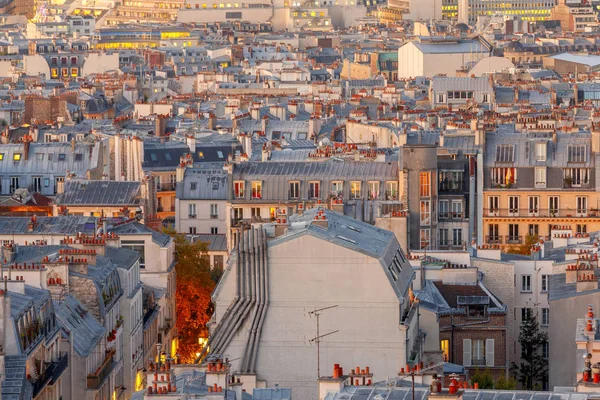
[
  {"left": 419, "top": 172, "right": 431, "bottom": 197},
  {"left": 439, "top": 170, "right": 463, "bottom": 192},
  {"left": 564, "top": 168, "right": 589, "bottom": 187},
  {"left": 528, "top": 196, "right": 539, "bottom": 216},
  {"left": 331, "top": 181, "right": 343, "bottom": 196},
  {"left": 488, "top": 224, "right": 499, "bottom": 243},
  {"left": 528, "top": 224, "right": 539, "bottom": 237},
  {"left": 441, "top": 339, "right": 449, "bottom": 361},
  {"left": 496, "top": 144, "right": 515, "bottom": 163},
  {"left": 568, "top": 144, "right": 587, "bottom": 163},
  {"left": 439, "top": 200, "right": 449, "bottom": 219},
  {"left": 234, "top": 181, "right": 245, "bottom": 198},
  {"left": 452, "top": 228, "right": 462, "bottom": 247},
  {"left": 0, "top": 154, "right": 4, "bottom": 161},
  {"left": 32, "top": 176, "right": 41, "bottom": 192},
  {"left": 535, "top": 142, "right": 547, "bottom": 161},
  {"left": 233, "top": 208, "right": 243, "bottom": 222},
  {"left": 251, "top": 181, "right": 262, "bottom": 199},
  {"left": 542, "top": 308, "right": 549, "bottom": 326},
  {"left": 465, "top": 339, "right": 492, "bottom": 366},
  {"left": 509, "top": 196, "right": 519, "bottom": 216},
  {"left": 189, "top": 227, "right": 197, "bottom": 234},
  {"left": 214, "top": 255, "right": 224, "bottom": 270},
  {"left": 210, "top": 204, "right": 218, "bottom": 218},
  {"left": 488, "top": 196, "right": 499, "bottom": 215},
  {"left": 521, "top": 275, "right": 532, "bottom": 292},
  {"left": 190, "top": 182, "right": 197, "bottom": 190},
  {"left": 58, "top": 154, "right": 66, "bottom": 161},
  {"left": 451, "top": 200, "right": 463, "bottom": 219},
  {"left": 535, "top": 167, "right": 546, "bottom": 188},
  {"left": 188, "top": 203, "right": 196, "bottom": 218},
  {"left": 577, "top": 224, "right": 587, "bottom": 234},
  {"left": 226, "top": 11, "right": 242, "bottom": 18},
  {"left": 74, "top": 153, "right": 83, "bottom": 162},
  {"left": 420, "top": 200, "right": 430, "bottom": 225},
  {"left": 439, "top": 229, "right": 449, "bottom": 247},
  {"left": 541, "top": 275, "right": 548, "bottom": 292},
  {"left": 289, "top": 181, "right": 300, "bottom": 199},
  {"left": 508, "top": 224, "right": 520, "bottom": 243},
  {"left": 71, "top": 67, "right": 78, "bottom": 77},
  {"left": 420, "top": 229, "right": 430, "bottom": 250},
  {"left": 12, "top": 153, "right": 21, "bottom": 161},
  {"left": 521, "top": 307, "right": 532, "bottom": 321},
  {"left": 491, "top": 167, "right": 516, "bottom": 186},
  {"left": 438, "top": 93, "right": 445, "bottom": 103},
  {"left": 44, "top": 178, "right": 49, "bottom": 187},
  {"left": 386, "top": 181, "right": 398, "bottom": 200},
  {"left": 251, "top": 207, "right": 261, "bottom": 218},
  {"left": 121, "top": 240, "right": 145, "bottom": 268},
  {"left": 211, "top": 227, "right": 218, "bottom": 234},
  {"left": 350, "top": 182, "right": 361, "bottom": 199},
  {"left": 368, "top": 181, "right": 380, "bottom": 200},
  {"left": 549, "top": 196, "right": 559, "bottom": 215},
  {"left": 542, "top": 342, "right": 549, "bottom": 359},
  {"left": 10, "top": 176, "right": 18, "bottom": 193},
  {"left": 577, "top": 196, "right": 588, "bottom": 216},
  {"left": 309, "top": 181, "right": 320, "bottom": 199}
]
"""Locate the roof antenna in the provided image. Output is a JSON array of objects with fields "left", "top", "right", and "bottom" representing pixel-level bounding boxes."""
[{"left": 307, "top": 305, "right": 339, "bottom": 378}]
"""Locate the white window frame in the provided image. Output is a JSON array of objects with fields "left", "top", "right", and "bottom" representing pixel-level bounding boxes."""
[
  {"left": 521, "top": 274, "right": 532, "bottom": 292},
  {"left": 535, "top": 167, "right": 546, "bottom": 188}
]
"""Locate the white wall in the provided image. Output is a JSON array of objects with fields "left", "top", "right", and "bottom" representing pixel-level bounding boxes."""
[
  {"left": 217, "top": 233, "right": 407, "bottom": 398},
  {"left": 23, "top": 54, "right": 51, "bottom": 79},
  {"left": 81, "top": 53, "right": 120, "bottom": 77}
]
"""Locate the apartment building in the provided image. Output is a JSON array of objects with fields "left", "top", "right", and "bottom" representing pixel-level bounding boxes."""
[
  {"left": 205, "top": 208, "right": 416, "bottom": 398},
  {"left": 458, "top": 0, "right": 554, "bottom": 25},
  {"left": 482, "top": 128, "right": 600, "bottom": 248}
]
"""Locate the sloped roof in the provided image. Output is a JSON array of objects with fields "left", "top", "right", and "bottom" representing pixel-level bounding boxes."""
[
  {"left": 54, "top": 295, "right": 105, "bottom": 357},
  {"left": 55, "top": 180, "right": 141, "bottom": 206}
]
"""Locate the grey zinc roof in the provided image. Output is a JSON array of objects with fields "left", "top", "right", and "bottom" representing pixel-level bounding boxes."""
[
  {"left": 0, "top": 142, "right": 101, "bottom": 177},
  {"left": 484, "top": 130, "right": 593, "bottom": 168},
  {"left": 253, "top": 388, "right": 293, "bottom": 400},
  {"left": 105, "top": 246, "right": 140, "bottom": 271},
  {"left": 0, "top": 216, "right": 96, "bottom": 235},
  {"left": 325, "top": 388, "right": 596, "bottom": 400},
  {"left": 55, "top": 180, "right": 141, "bottom": 207},
  {"left": 187, "top": 234, "right": 227, "bottom": 251},
  {"left": 431, "top": 76, "right": 492, "bottom": 92},
  {"left": 176, "top": 168, "right": 228, "bottom": 200},
  {"left": 271, "top": 207, "right": 414, "bottom": 301},
  {"left": 411, "top": 39, "right": 490, "bottom": 54},
  {"left": 54, "top": 295, "right": 105, "bottom": 357},
  {"left": 108, "top": 221, "right": 172, "bottom": 247},
  {"left": 549, "top": 52, "right": 600, "bottom": 67},
  {"left": 2, "top": 355, "right": 29, "bottom": 400}
]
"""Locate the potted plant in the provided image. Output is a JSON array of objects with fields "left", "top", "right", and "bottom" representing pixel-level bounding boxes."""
[{"left": 564, "top": 176, "right": 573, "bottom": 187}]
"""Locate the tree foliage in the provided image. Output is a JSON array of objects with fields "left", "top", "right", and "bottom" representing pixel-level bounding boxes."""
[
  {"left": 511, "top": 314, "right": 548, "bottom": 390},
  {"left": 495, "top": 376, "right": 518, "bottom": 390},
  {"left": 505, "top": 235, "right": 538, "bottom": 256},
  {"left": 164, "top": 228, "right": 214, "bottom": 363},
  {"left": 471, "top": 369, "right": 494, "bottom": 389}
]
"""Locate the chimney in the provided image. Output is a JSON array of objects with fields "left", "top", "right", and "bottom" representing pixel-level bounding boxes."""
[
  {"left": 2, "top": 242, "right": 16, "bottom": 264},
  {"left": 56, "top": 180, "right": 65, "bottom": 194},
  {"left": 0, "top": 284, "right": 9, "bottom": 352},
  {"left": 312, "top": 209, "right": 329, "bottom": 229},
  {"left": 261, "top": 116, "right": 269, "bottom": 133},
  {"left": 186, "top": 135, "right": 196, "bottom": 153},
  {"left": 71, "top": 138, "right": 75, "bottom": 153},
  {"left": 23, "top": 136, "right": 30, "bottom": 161},
  {"left": 318, "top": 364, "right": 347, "bottom": 400},
  {"left": 208, "top": 114, "right": 216, "bottom": 131}
]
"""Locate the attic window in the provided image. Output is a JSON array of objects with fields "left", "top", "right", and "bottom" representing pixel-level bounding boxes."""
[
  {"left": 0, "top": 153, "right": 4, "bottom": 161},
  {"left": 36, "top": 153, "right": 44, "bottom": 161},
  {"left": 75, "top": 153, "right": 83, "bottom": 161},
  {"left": 58, "top": 154, "right": 66, "bottom": 161},
  {"left": 336, "top": 235, "right": 356, "bottom": 244},
  {"left": 164, "top": 153, "right": 172, "bottom": 161},
  {"left": 212, "top": 182, "right": 219, "bottom": 190},
  {"left": 198, "top": 151, "right": 204, "bottom": 159},
  {"left": 13, "top": 153, "right": 21, "bottom": 161},
  {"left": 190, "top": 182, "right": 197, "bottom": 190},
  {"left": 150, "top": 153, "right": 157, "bottom": 161},
  {"left": 47, "top": 154, "right": 53, "bottom": 161},
  {"left": 217, "top": 151, "right": 224, "bottom": 159}
]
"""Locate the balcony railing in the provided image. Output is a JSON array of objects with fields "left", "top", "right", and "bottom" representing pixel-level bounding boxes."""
[
  {"left": 484, "top": 208, "right": 598, "bottom": 218},
  {"left": 506, "top": 235, "right": 522, "bottom": 244},
  {"left": 471, "top": 358, "right": 487, "bottom": 366},
  {"left": 210, "top": 214, "right": 218, "bottom": 219},
  {"left": 32, "top": 352, "right": 68, "bottom": 397},
  {"left": 485, "top": 235, "right": 503, "bottom": 244},
  {"left": 188, "top": 214, "right": 196, "bottom": 219},
  {"left": 86, "top": 350, "right": 115, "bottom": 390},
  {"left": 157, "top": 183, "right": 176, "bottom": 192},
  {"left": 439, "top": 212, "right": 464, "bottom": 220}
]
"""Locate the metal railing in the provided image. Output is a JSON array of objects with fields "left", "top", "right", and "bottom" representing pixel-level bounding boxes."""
[
  {"left": 86, "top": 350, "right": 115, "bottom": 390},
  {"left": 439, "top": 212, "right": 464, "bottom": 220},
  {"left": 32, "top": 352, "right": 68, "bottom": 397},
  {"left": 157, "top": 183, "right": 176, "bottom": 192},
  {"left": 506, "top": 235, "right": 522, "bottom": 244},
  {"left": 485, "top": 235, "right": 502, "bottom": 244},
  {"left": 484, "top": 208, "right": 597, "bottom": 218}
]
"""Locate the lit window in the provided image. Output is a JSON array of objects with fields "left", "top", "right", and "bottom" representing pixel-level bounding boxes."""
[
  {"left": 0, "top": 153, "right": 4, "bottom": 160},
  {"left": 13, "top": 153, "right": 21, "bottom": 161}
]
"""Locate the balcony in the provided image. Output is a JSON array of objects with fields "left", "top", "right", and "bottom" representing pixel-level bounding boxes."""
[
  {"left": 32, "top": 352, "right": 68, "bottom": 397},
  {"left": 439, "top": 212, "right": 464, "bottom": 220},
  {"left": 484, "top": 208, "right": 598, "bottom": 218},
  {"left": 188, "top": 214, "right": 196, "bottom": 219},
  {"left": 210, "top": 214, "right": 218, "bottom": 219},
  {"left": 506, "top": 235, "right": 522, "bottom": 244},
  {"left": 157, "top": 183, "right": 176, "bottom": 192},
  {"left": 471, "top": 358, "right": 487, "bottom": 367},
  {"left": 485, "top": 235, "right": 502, "bottom": 244},
  {"left": 86, "top": 350, "right": 115, "bottom": 390}
]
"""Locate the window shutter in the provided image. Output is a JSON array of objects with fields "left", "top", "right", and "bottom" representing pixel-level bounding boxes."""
[
  {"left": 463, "top": 339, "right": 472, "bottom": 367},
  {"left": 486, "top": 339, "right": 495, "bottom": 367}
]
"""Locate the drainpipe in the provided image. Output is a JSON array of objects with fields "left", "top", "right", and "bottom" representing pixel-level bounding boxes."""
[{"left": 469, "top": 156, "right": 476, "bottom": 245}]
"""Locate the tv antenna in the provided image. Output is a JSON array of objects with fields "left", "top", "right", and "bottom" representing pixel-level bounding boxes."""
[{"left": 308, "top": 305, "right": 339, "bottom": 379}]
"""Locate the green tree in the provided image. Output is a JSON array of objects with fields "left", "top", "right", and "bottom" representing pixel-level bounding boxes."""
[
  {"left": 163, "top": 228, "right": 214, "bottom": 363},
  {"left": 495, "top": 376, "right": 518, "bottom": 390},
  {"left": 511, "top": 314, "right": 548, "bottom": 390},
  {"left": 471, "top": 369, "right": 494, "bottom": 389}
]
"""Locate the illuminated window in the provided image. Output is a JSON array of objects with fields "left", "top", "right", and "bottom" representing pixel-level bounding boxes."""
[
  {"left": 51, "top": 68, "right": 58, "bottom": 78},
  {"left": 0, "top": 154, "right": 4, "bottom": 161},
  {"left": 71, "top": 68, "right": 78, "bottom": 77},
  {"left": 13, "top": 153, "right": 21, "bottom": 161},
  {"left": 219, "top": 3, "right": 224, "bottom": 7}
]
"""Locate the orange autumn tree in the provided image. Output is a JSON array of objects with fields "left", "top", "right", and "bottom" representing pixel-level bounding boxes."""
[{"left": 164, "top": 228, "right": 215, "bottom": 363}]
